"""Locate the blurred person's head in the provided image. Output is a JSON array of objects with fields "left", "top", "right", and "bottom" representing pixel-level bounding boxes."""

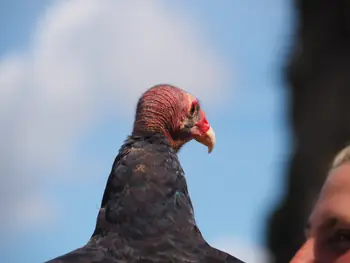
[{"left": 291, "top": 146, "right": 350, "bottom": 263}]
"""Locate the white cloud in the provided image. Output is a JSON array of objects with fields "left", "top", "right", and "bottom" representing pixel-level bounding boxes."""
[
  {"left": 0, "top": 0, "right": 231, "bottom": 229},
  {"left": 211, "top": 237, "right": 271, "bottom": 263}
]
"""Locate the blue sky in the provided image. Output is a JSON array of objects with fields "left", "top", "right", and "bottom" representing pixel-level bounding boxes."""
[{"left": 0, "top": 1, "right": 295, "bottom": 262}]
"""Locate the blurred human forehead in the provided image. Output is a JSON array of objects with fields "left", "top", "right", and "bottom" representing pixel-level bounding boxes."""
[
  {"left": 321, "top": 164, "right": 350, "bottom": 197},
  {"left": 309, "top": 164, "right": 350, "bottom": 225}
]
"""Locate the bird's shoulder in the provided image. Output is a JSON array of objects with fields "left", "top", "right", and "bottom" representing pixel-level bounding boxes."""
[
  {"left": 199, "top": 243, "right": 245, "bottom": 263},
  {"left": 45, "top": 242, "right": 245, "bottom": 263},
  {"left": 44, "top": 246, "right": 116, "bottom": 263}
]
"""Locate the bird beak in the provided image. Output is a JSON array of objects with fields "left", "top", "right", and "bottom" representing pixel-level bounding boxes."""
[
  {"left": 191, "top": 111, "right": 216, "bottom": 153},
  {"left": 194, "top": 126, "right": 216, "bottom": 153}
]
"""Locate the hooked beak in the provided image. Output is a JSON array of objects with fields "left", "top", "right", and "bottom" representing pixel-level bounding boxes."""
[
  {"left": 194, "top": 126, "right": 216, "bottom": 153},
  {"left": 191, "top": 111, "right": 216, "bottom": 153}
]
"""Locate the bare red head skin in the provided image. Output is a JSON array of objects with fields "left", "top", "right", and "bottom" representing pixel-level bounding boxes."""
[{"left": 132, "top": 84, "right": 215, "bottom": 153}]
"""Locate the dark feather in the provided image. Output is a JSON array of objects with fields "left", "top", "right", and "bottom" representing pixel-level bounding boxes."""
[{"left": 45, "top": 133, "right": 244, "bottom": 263}]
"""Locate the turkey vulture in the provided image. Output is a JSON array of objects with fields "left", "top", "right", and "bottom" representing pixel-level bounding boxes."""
[{"left": 46, "top": 84, "right": 244, "bottom": 263}]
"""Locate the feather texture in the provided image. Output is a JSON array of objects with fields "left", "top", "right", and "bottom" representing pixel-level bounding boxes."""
[{"left": 45, "top": 133, "right": 244, "bottom": 263}]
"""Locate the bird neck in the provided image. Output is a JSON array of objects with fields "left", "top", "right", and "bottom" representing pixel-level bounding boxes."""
[
  {"left": 132, "top": 123, "right": 188, "bottom": 153},
  {"left": 91, "top": 134, "right": 196, "bottom": 240}
]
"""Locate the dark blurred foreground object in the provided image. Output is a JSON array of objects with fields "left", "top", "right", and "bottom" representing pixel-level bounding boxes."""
[
  {"left": 267, "top": 1, "right": 350, "bottom": 262},
  {"left": 45, "top": 84, "right": 244, "bottom": 263}
]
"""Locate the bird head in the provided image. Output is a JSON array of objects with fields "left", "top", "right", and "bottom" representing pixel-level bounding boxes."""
[{"left": 132, "top": 84, "right": 216, "bottom": 153}]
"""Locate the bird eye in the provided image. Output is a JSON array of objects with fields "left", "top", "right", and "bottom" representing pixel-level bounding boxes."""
[
  {"left": 189, "top": 103, "right": 196, "bottom": 117},
  {"left": 189, "top": 102, "right": 199, "bottom": 117}
]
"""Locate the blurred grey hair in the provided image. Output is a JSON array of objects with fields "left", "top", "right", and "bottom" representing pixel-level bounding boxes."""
[{"left": 332, "top": 145, "right": 350, "bottom": 168}]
